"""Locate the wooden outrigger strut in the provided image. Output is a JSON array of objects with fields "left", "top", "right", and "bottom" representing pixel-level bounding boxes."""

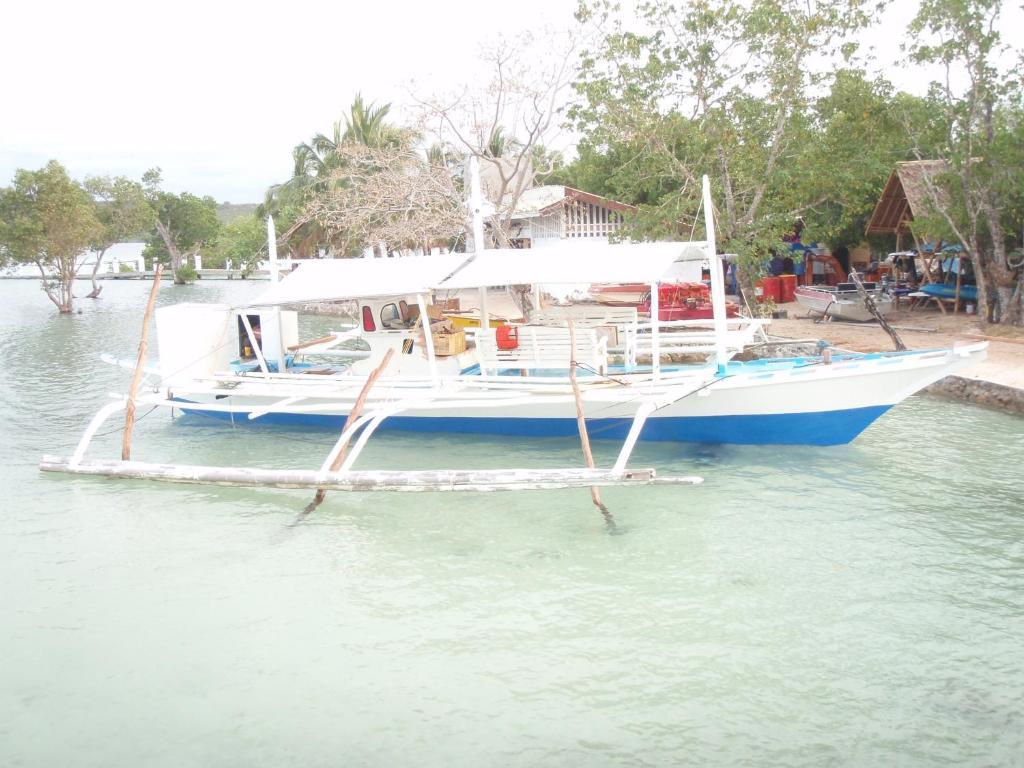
[{"left": 39, "top": 385, "right": 704, "bottom": 495}]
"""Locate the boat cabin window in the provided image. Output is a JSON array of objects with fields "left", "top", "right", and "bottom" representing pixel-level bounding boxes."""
[
  {"left": 361, "top": 306, "right": 376, "bottom": 332},
  {"left": 237, "top": 314, "right": 262, "bottom": 359},
  {"left": 380, "top": 302, "right": 404, "bottom": 329}
]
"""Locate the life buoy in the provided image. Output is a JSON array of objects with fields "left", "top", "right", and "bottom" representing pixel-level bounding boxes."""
[{"left": 496, "top": 326, "right": 519, "bottom": 350}]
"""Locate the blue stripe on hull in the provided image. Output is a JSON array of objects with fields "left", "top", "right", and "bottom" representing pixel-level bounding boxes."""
[{"left": 178, "top": 403, "right": 892, "bottom": 446}]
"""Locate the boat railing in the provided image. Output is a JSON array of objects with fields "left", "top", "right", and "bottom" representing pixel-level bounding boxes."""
[{"left": 632, "top": 317, "right": 767, "bottom": 359}]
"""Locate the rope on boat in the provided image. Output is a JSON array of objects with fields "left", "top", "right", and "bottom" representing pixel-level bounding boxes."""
[{"left": 89, "top": 407, "right": 159, "bottom": 439}]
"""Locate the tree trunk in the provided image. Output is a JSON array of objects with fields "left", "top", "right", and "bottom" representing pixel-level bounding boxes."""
[
  {"left": 733, "top": 258, "right": 765, "bottom": 318},
  {"left": 991, "top": 284, "right": 1018, "bottom": 325},
  {"left": 35, "top": 260, "right": 74, "bottom": 313},
  {"left": 716, "top": 149, "right": 736, "bottom": 234},
  {"left": 966, "top": 246, "right": 990, "bottom": 322},
  {"left": 154, "top": 220, "right": 185, "bottom": 284},
  {"left": 60, "top": 257, "right": 76, "bottom": 313},
  {"left": 86, "top": 246, "right": 108, "bottom": 299},
  {"left": 980, "top": 199, "right": 1022, "bottom": 326}
]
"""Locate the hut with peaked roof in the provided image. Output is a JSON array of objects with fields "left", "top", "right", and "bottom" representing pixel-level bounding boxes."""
[
  {"left": 865, "top": 159, "right": 950, "bottom": 248},
  {"left": 866, "top": 159, "right": 976, "bottom": 310}
]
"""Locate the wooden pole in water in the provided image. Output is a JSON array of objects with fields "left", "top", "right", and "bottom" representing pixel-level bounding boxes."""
[
  {"left": 301, "top": 348, "right": 395, "bottom": 515},
  {"left": 568, "top": 321, "right": 614, "bottom": 527},
  {"left": 122, "top": 263, "right": 163, "bottom": 460}
]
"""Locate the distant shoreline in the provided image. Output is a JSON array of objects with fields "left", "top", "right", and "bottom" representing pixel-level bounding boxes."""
[{"left": 0, "top": 270, "right": 271, "bottom": 281}]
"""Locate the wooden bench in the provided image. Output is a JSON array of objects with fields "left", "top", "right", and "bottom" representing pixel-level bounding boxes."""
[
  {"left": 475, "top": 325, "right": 608, "bottom": 374},
  {"left": 908, "top": 290, "right": 957, "bottom": 314}
]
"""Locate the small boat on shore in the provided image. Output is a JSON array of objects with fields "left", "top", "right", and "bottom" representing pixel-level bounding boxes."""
[
  {"left": 589, "top": 283, "right": 648, "bottom": 306},
  {"left": 795, "top": 282, "right": 894, "bottom": 322}
]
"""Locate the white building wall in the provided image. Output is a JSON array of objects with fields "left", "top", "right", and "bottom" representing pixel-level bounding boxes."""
[
  {"left": 6, "top": 242, "right": 147, "bottom": 276},
  {"left": 520, "top": 202, "right": 627, "bottom": 248},
  {"left": 79, "top": 242, "right": 147, "bottom": 273}
]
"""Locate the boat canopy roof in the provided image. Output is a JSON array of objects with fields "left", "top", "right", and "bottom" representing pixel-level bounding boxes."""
[
  {"left": 250, "top": 241, "right": 709, "bottom": 306},
  {"left": 250, "top": 253, "right": 469, "bottom": 306},
  {"left": 437, "top": 242, "right": 707, "bottom": 289}
]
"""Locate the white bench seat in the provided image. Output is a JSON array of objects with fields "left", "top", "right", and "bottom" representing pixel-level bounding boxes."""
[
  {"left": 475, "top": 325, "right": 608, "bottom": 374},
  {"left": 531, "top": 306, "right": 638, "bottom": 328}
]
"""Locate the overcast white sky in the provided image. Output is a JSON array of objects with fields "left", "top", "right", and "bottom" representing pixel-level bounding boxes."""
[{"left": 1, "top": 0, "right": 1018, "bottom": 203}]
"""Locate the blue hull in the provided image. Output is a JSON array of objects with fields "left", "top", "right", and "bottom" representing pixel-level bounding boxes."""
[{"left": 179, "top": 404, "right": 892, "bottom": 446}]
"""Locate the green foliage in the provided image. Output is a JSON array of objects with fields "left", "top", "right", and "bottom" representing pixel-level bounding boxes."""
[
  {"left": 144, "top": 193, "right": 220, "bottom": 263},
  {"left": 485, "top": 126, "right": 519, "bottom": 159},
  {"left": 261, "top": 94, "right": 405, "bottom": 258},
  {"left": 84, "top": 175, "right": 155, "bottom": 250},
  {"left": 569, "top": 0, "right": 876, "bottom": 293},
  {"left": 0, "top": 160, "right": 102, "bottom": 313},
  {"left": 216, "top": 202, "right": 259, "bottom": 224},
  {"left": 142, "top": 169, "right": 220, "bottom": 284},
  {"left": 175, "top": 262, "right": 197, "bottom": 284},
  {"left": 902, "top": 0, "right": 1024, "bottom": 323},
  {"left": 562, "top": 0, "right": 1024, "bottom": 324},
  {"left": 795, "top": 70, "right": 940, "bottom": 249},
  {"left": 206, "top": 215, "right": 267, "bottom": 272}
]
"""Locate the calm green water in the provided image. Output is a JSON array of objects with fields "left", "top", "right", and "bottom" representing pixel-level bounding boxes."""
[{"left": 1, "top": 279, "right": 1022, "bottom": 767}]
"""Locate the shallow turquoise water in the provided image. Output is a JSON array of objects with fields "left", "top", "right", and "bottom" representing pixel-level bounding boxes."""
[{"left": 1, "top": 279, "right": 1022, "bottom": 767}]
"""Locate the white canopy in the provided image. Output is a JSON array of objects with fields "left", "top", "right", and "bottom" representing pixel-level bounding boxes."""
[
  {"left": 248, "top": 241, "right": 711, "bottom": 306},
  {"left": 436, "top": 241, "right": 707, "bottom": 290},
  {"left": 250, "top": 254, "right": 471, "bottom": 306}
]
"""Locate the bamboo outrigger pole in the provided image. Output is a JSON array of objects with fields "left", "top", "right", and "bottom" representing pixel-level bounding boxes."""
[
  {"left": 568, "top": 321, "right": 615, "bottom": 528},
  {"left": 300, "top": 347, "right": 396, "bottom": 516},
  {"left": 122, "top": 264, "right": 163, "bottom": 460}
]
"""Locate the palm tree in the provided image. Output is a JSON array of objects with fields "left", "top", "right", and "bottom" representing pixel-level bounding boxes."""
[
  {"left": 261, "top": 94, "right": 403, "bottom": 257},
  {"left": 342, "top": 93, "right": 402, "bottom": 147},
  {"left": 486, "top": 126, "right": 522, "bottom": 158}
]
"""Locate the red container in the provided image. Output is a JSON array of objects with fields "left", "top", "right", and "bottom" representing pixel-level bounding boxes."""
[
  {"left": 496, "top": 326, "right": 519, "bottom": 350},
  {"left": 779, "top": 274, "right": 797, "bottom": 303},
  {"left": 756, "top": 276, "right": 782, "bottom": 303}
]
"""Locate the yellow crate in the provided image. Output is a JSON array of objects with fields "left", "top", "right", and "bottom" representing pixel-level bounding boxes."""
[{"left": 448, "top": 314, "right": 506, "bottom": 330}]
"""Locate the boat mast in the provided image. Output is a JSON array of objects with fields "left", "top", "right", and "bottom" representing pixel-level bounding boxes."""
[
  {"left": 468, "top": 156, "right": 491, "bottom": 331},
  {"left": 266, "top": 215, "right": 284, "bottom": 367},
  {"left": 702, "top": 176, "right": 728, "bottom": 374},
  {"left": 417, "top": 292, "right": 440, "bottom": 384},
  {"left": 650, "top": 275, "right": 660, "bottom": 381},
  {"left": 266, "top": 215, "right": 280, "bottom": 285}
]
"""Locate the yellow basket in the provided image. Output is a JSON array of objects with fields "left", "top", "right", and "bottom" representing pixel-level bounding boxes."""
[{"left": 433, "top": 331, "right": 467, "bottom": 356}]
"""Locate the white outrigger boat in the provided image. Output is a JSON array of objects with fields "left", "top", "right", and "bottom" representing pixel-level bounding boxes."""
[{"left": 40, "top": 177, "right": 986, "bottom": 495}]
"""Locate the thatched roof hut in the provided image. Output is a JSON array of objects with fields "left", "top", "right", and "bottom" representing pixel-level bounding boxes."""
[{"left": 865, "top": 160, "right": 950, "bottom": 237}]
